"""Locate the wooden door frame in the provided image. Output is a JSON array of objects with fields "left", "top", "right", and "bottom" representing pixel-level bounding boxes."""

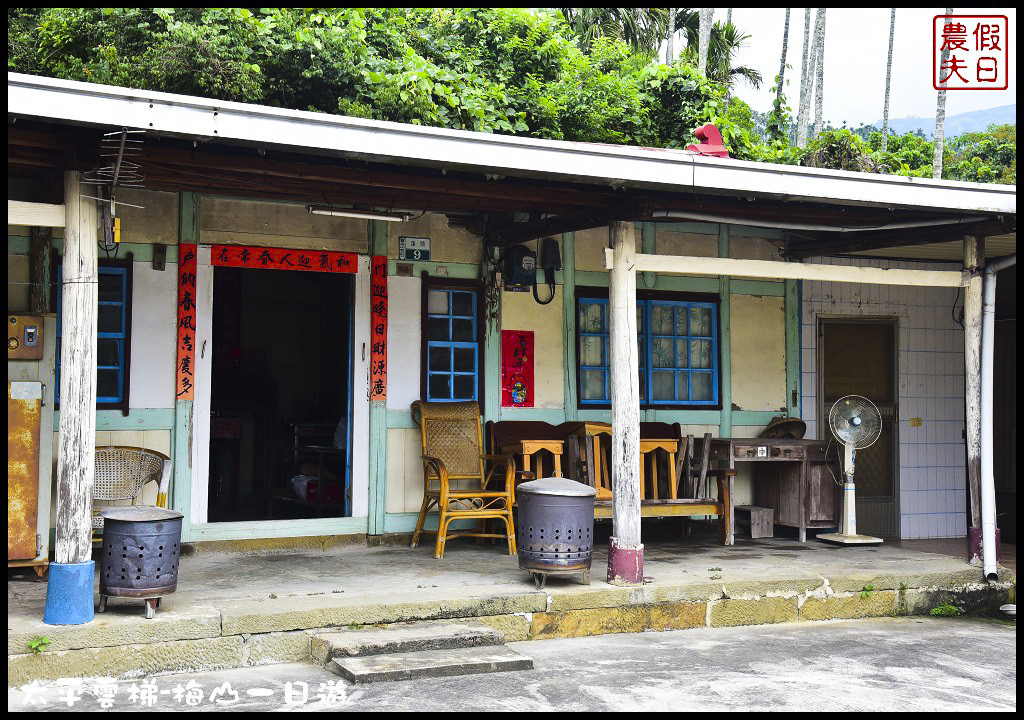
[
  {"left": 185, "top": 249, "right": 371, "bottom": 539},
  {"left": 816, "top": 315, "right": 900, "bottom": 534}
]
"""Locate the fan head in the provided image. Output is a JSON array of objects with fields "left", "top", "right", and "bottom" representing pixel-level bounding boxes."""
[{"left": 829, "top": 395, "right": 882, "bottom": 449}]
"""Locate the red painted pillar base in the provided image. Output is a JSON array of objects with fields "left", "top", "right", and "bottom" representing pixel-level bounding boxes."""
[
  {"left": 967, "top": 526, "right": 1000, "bottom": 565},
  {"left": 607, "top": 537, "right": 644, "bottom": 585}
]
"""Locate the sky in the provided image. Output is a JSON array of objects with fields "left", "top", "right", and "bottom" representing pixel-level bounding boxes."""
[{"left": 674, "top": 8, "right": 1016, "bottom": 127}]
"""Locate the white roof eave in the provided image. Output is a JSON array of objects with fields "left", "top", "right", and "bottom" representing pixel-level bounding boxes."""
[{"left": 7, "top": 72, "right": 1017, "bottom": 216}]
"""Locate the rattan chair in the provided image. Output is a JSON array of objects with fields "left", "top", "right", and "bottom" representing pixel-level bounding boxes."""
[
  {"left": 93, "top": 446, "right": 171, "bottom": 537},
  {"left": 410, "top": 401, "right": 517, "bottom": 559}
]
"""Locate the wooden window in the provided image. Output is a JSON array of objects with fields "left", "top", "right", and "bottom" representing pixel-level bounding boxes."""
[
  {"left": 577, "top": 290, "right": 720, "bottom": 409},
  {"left": 422, "top": 281, "right": 481, "bottom": 403},
  {"left": 56, "top": 259, "right": 133, "bottom": 415}
]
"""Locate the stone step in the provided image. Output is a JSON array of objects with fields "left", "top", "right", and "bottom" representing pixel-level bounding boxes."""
[
  {"left": 311, "top": 620, "right": 504, "bottom": 665},
  {"left": 327, "top": 645, "right": 534, "bottom": 683}
]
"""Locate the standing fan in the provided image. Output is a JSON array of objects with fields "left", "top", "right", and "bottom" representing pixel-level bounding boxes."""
[{"left": 818, "top": 395, "right": 884, "bottom": 545}]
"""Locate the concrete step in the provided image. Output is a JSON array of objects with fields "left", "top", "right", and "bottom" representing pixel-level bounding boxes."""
[
  {"left": 327, "top": 645, "right": 534, "bottom": 683},
  {"left": 311, "top": 620, "right": 504, "bottom": 665}
]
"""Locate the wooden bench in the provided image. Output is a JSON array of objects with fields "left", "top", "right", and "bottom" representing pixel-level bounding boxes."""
[{"left": 566, "top": 424, "right": 735, "bottom": 546}]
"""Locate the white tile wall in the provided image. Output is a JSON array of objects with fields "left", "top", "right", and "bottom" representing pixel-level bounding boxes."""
[{"left": 801, "top": 256, "right": 967, "bottom": 538}]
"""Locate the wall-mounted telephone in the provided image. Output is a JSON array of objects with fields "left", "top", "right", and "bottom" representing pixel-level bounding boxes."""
[{"left": 502, "top": 239, "right": 560, "bottom": 305}]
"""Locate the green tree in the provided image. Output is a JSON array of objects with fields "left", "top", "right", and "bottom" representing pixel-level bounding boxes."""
[
  {"left": 558, "top": 8, "right": 669, "bottom": 58},
  {"left": 673, "top": 10, "right": 762, "bottom": 90},
  {"left": 944, "top": 124, "right": 1016, "bottom": 184}
]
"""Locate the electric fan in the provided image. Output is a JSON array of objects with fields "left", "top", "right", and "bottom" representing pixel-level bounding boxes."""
[{"left": 818, "top": 395, "right": 884, "bottom": 545}]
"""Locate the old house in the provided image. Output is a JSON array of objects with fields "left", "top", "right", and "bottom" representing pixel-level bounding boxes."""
[{"left": 7, "top": 73, "right": 1016, "bottom": 594}]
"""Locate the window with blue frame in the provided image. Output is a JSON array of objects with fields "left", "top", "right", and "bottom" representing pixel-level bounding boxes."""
[
  {"left": 424, "top": 286, "right": 479, "bottom": 402},
  {"left": 577, "top": 294, "right": 719, "bottom": 407},
  {"left": 56, "top": 263, "right": 132, "bottom": 409}
]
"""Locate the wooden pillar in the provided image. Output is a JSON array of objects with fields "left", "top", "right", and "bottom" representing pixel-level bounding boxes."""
[
  {"left": 30, "top": 226, "right": 52, "bottom": 313},
  {"left": 561, "top": 232, "right": 578, "bottom": 422},
  {"left": 607, "top": 220, "right": 643, "bottom": 584},
  {"left": 963, "top": 235, "right": 984, "bottom": 557},
  {"left": 54, "top": 171, "right": 98, "bottom": 565}
]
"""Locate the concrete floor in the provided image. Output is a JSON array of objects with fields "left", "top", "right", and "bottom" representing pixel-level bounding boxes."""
[
  {"left": 8, "top": 617, "right": 1016, "bottom": 712},
  {"left": 8, "top": 529, "right": 1014, "bottom": 621}
]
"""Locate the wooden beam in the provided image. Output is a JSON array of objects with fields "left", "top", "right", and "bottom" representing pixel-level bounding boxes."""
[
  {"left": 55, "top": 171, "right": 98, "bottom": 566},
  {"left": 8, "top": 200, "right": 65, "bottom": 227},
  {"left": 611, "top": 252, "right": 968, "bottom": 288},
  {"left": 488, "top": 206, "right": 641, "bottom": 246},
  {"left": 963, "top": 235, "right": 984, "bottom": 533},
  {"left": 607, "top": 220, "right": 643, "bottom": 584},
  {"left": 785, "top": 218, "right": 1008, "bottom": 258}
]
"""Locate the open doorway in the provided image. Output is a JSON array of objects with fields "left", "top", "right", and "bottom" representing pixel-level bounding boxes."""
[
  {"left": 207, "top": 265, "right": 353, "bottom": 522},
  {"left": 818, "top": 318, "right": 899, "bottom": 538}
]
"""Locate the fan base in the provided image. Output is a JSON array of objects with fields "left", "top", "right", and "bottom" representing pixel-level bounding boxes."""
[{"left": 817, "top": 532, "right": 883, "bottom": 545}]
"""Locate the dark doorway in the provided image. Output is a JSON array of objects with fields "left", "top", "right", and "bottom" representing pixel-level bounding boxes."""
[
  {"left": 819, "top": 318, "right": 899, "bottom": 538},
  {"left": 208, "top": 265, "right": 353, "bottom": 522}
]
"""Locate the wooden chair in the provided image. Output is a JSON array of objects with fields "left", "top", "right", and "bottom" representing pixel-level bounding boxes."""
[
  {"left": 410, "top": 401, "right": 518, "bottom": 559},
  {"left": 93, "top": 446, "right": 171, "bottom": 540},
  {"left": 675, "top": 431, "right": 735, "bottom": 545}
]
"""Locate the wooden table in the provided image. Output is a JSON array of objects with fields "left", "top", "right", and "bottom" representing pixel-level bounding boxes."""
[{"left": 708, "top": 438, "right": 841, "bottom": 542}]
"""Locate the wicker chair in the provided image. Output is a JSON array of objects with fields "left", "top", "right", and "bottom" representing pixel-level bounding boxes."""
[
  {"left": 410, "top": 401, "right": 518, "bottom": 559},
  {"left": 93, "top": 446, "right": 171, "bottom": 537}
]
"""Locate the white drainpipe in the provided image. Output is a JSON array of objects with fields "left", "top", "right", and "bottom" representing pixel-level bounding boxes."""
[{"left": 980, "top": 253, "right": 1015, "bottom": 581}]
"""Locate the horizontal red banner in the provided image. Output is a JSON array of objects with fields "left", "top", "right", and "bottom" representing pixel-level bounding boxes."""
[{"left": 212, "top": 245, "right": 358, "bottom": 274}]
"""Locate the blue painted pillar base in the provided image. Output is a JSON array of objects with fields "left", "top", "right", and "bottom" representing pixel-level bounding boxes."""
[{"left": 43, "top": 561, "right": 95, "bottom": 625}]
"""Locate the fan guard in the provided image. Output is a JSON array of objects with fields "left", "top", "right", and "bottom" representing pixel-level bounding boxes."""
[{"left": 828, "top": 395, "right": 882, "bottom": 449}]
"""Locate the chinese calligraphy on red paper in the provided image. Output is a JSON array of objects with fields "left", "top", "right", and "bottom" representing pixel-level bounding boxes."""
[
  {"left": 211, "top": 245, "right": 358, "bottom": 273},
  {"left": 369, "top": 256, "right": 388, "bottom": 402},
  {"left": 175, "top": 244, "right": 197, "bottom": 400},
  {"left": 501, "top": 330, "right": 534, "bottom": 407}
]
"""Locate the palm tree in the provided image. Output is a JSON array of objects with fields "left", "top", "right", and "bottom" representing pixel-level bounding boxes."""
[
  {"left": 698, "top": 8, "right": 714, "bottom": 77},
  {"left": 796, "top": 8, "right": 812, "bottom": 146},
  {"left": 559, "top": 8, "right": 670, "bottom": 58},
  {"left": 933, "top": 6, "right": 953, "bottom": 179},
  {"left": 812, "top": 8, "right": 826, "bottom": 138},
  {"left": 666, "top": 7, "right": 676, "bottom": 63},
  {"left": 881, "top": 9, "right": 896, "bottom": 154},
  {"left": 675, "top": 10, "right": 763, "bottom": 90},
  {"left": 776, "top": 9, "right": 792, "bottom": 112}
]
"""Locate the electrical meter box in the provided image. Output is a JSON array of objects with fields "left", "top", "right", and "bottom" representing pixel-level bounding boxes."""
[
  {"left": 503, "top": 245, "right": 536, "bottom": 292},
  {"left": 8, "top": 315, "right": 44, "bottom": 361}
]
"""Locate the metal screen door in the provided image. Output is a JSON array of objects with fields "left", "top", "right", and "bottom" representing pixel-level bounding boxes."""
[{"left": 819, "top": 319, "right": 899, "bottom": 538}]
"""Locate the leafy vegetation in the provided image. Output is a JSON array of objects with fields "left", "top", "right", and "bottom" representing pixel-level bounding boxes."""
[
  {"left": 6, "top": 7, "right": 1014, "bottom": 183},
  {"left": 26, "top": 635, "right": 50, "bottom": 654},
  {"left": 929, "top": 601, "right": 964, "bottom": 617}
]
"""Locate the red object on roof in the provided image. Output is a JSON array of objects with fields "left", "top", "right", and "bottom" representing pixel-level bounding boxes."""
[{"left": 686, "top": 124, "right": 730, "bottom": 158}]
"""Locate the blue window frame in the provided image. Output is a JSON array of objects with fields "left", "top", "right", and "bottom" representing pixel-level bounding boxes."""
[
  {"left": 56, "top": 265, "right": 130, "bottom": 405},
  {"left": 578, "top": 296, "right": 719, "bottom": 407},
  {"left": 425, "top": 288, "right": 479, "bottom": 402}
]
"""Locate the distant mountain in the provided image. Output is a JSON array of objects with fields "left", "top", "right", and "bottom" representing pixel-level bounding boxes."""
[{"left": 874, "top": 104, "right": 1015, "bottom": 139}]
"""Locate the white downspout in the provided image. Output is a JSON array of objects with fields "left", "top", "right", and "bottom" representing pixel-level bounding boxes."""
[{"left": 980, "top": 253, "right": 1015, "bottom": 581}]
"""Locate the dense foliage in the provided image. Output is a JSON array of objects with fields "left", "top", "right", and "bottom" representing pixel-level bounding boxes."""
[{"left": 6, "top": 7, "right": 1014, "bottom": 183}]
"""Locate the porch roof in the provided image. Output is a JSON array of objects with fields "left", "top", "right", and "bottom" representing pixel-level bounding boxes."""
[{"left": 8, "top": 72, "right": 1016, "bottom": 258}]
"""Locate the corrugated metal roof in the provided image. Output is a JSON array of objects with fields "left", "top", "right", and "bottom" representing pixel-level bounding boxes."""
[{"left": 8, "top": 72, "right": 1016, "bottom": 217}]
